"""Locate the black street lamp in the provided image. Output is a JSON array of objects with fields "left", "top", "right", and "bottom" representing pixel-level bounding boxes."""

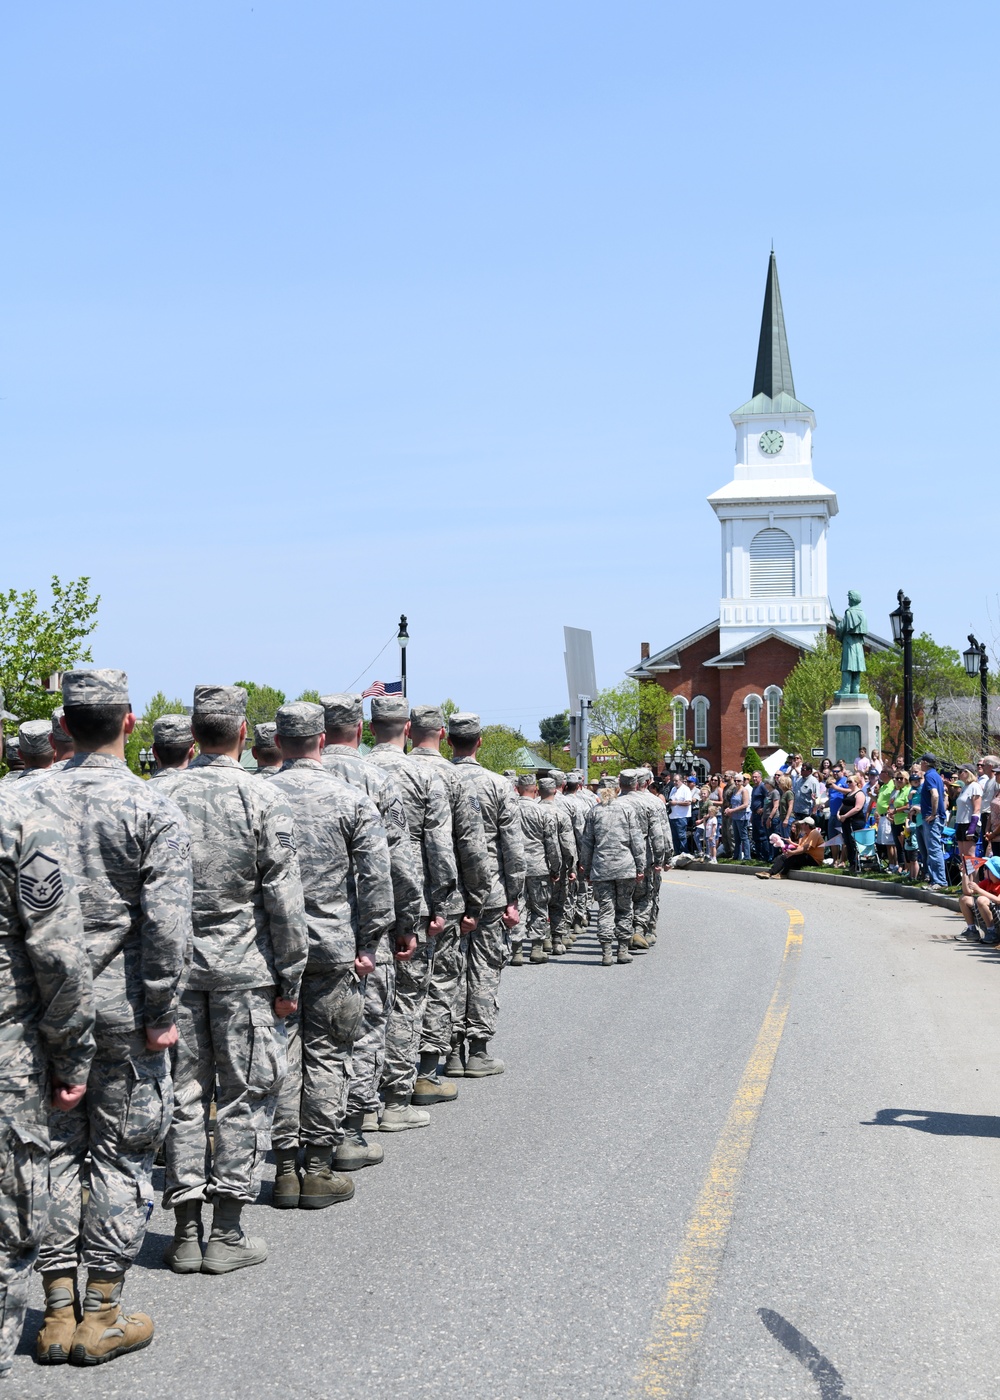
[
  {"left": 397, "top": 614, "right": 409, "bottom": 698},
  {"left": 963, "top": 634, "right": 989, "bottom": 756},
  {"left": 889, "top": 590, "right": 914, "bottom": 767}
]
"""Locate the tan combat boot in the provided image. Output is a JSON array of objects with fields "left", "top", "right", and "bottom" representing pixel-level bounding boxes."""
[
  {"left": 617, "top": 945, "right": 634, "bottom": 964},
  {"left": 630, "top": 931, "right": 649, "bottom": 951},
  {"left": 464, "top": 1037, "right": 505, "bottom": 1077},
  {"left": 36, "top": 1273, "right": 80, "bottom": 1365},
  {"left": 509, "top": 944, "right": 524, "bottom": 966},
  {"left": 334, "top": 1112, "right": 384, "bottom": 1171},
  {"left": 69, "top": 1275, "right": 153, "bottom": 1366},
  {"left": 529, "top": 941, "right": 547, "bottom": 965},
  {"left": 413, "top": 1051, "right": 458, "bottom": 1105},
  {"left": 299, "top": 1145, "right": 356, "bottom": 1208},
  {"left": 443, "top": 1037, "right": 465, "bottom": 1077},
  {"left": 601, "top": 947, "right": 614, "bottom": 966},
  {"left": 272, "top": 1146, "right": 300, "bottom": 1209}
]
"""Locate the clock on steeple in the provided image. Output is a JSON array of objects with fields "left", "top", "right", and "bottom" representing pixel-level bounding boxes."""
[{"left": 758, "top": 429, "right": 783, "bottom": 455}]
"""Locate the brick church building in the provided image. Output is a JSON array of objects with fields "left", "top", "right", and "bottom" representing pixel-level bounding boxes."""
[{"left": 629, "top": 254, "right": 842, "bottom": 775}]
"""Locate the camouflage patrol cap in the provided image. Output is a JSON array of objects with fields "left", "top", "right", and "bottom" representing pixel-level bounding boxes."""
[
  {"left": 253, "top": 721, "right": 278, "bottom": 748},
  {"left": 62, "top": 668, "right": 130, "bottom": 706},
  {"left": 320, "top": 693, "right": 362, "bottom": 730},
  {"left": 153, "top": 714, "right": 192, "bottom": 748},
  {"left": 51, "top": 707, "right": 68, "bottom": 738},
  {"left": 448, "top": 712, "right": 481, "bottom": 740},
  {"left": 538, "top": 776, "right": 557, "bottom": 796},
  {"left": 553, "top": 771, "right": 566, "bottom": 786},
  {"left": 370, "top": 695, "right": 409, "bottom": 723},
  {"left": 193, "top": 684, "right": 247, "bottom": 717},
  {"left": 598, "top": 774, "right": 618, "bottom": 788},
  {"left": 18, "top": 719, "right": 53, "bottom": 755},
  {"left": 619, "top": 768, "right": 639, "bottom": 780},
  {"left": 409, "top": 704, "right": 445, "bottom": 732},
  {"left": 275, "top": 701, "right": 325, "bottom": 738}
]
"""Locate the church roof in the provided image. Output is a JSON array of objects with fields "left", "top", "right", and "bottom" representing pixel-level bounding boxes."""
[
  {"left": 732, "top": 253, "right": 813, "bottom": 416},
  {"left": 707, "top": 475, "right": 838, "bottom": 513}
]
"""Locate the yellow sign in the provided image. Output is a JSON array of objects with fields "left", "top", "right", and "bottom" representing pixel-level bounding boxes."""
[{"left": 589, "top": 735, "right": 619, "bottom": 764}]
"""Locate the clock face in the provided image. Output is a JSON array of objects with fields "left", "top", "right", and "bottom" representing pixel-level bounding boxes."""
[{"left": 759, "top": 429, "right": 784, "bottom": 456}]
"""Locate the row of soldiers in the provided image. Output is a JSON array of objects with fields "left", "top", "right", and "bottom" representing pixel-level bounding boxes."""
[{"left": 0, "top": 671, "right": 669, "bottom": 1380}]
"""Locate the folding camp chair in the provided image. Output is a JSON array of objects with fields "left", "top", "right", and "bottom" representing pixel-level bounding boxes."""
[{"left": 853, "top": 825, "right": 882, "bottom": 874}]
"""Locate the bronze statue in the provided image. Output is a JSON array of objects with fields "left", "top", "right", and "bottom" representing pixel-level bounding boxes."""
[{"left": 833, "top": 590, "right": 867, "bottom": 696}]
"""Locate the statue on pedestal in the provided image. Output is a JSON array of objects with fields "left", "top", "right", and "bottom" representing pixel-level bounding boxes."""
[{"left": 833, "top": 590, "right": 867, "bottom": 697}]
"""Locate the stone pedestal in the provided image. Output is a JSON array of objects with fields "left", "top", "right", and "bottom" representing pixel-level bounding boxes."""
[{"left": 822, "top": 693, "right": 882, "bottom": 766}]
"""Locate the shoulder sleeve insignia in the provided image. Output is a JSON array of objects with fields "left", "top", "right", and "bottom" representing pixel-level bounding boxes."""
[
  {"left": 18, "top": 851, "right": 65, "bottom": 913},
  {"left": 276, "top": 831, "right": 296, "bottom": 851},
  {"left": 167, "top": 837, "right": 191, "bottom": 859},
  {"left": 387, "top": 799, "right": 407, "bottom": 832}
]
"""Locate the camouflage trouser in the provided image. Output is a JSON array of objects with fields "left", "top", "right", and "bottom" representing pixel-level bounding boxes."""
[
  {"left": 456, "top": 906, "right": 510, "bottom": 1042},
  {"left": 515, "top": 875, "right": 551, "bottom": 945},
  {"left": 39, "top": 1032, "right": 172, "bottom": 1276},
  {"left": 163, "top": 986, "right": 286, "bottom": 1208},
  {"left": 380, "top": 942, "right": 432, "bottom": 1104},
  {"left": 0, "top": 1099, "right": 47, "bottom": 1372},
  {"left": 420, "top": 921, "right": 466, "bottom": 1056},
  {"left": 593, "top": 879, "right": 636, "bottom": 949},
  {"left": 632, "top": 869, "right": 656, "bottom": 935},
  {"left": 650, "top": 865, "right": 663, "bottom": 927},
  {"left": 346, "top": 959, "right": 395, "bottom": 1117},
  {"left": 574, "top": 877, "right": 592, "bottom": 926},
  {"left": 549, "top": 871, "right": 575, "bottom": 944},
  {"left": 272, "top": 967, "right": 363, "bottom": 1149}
]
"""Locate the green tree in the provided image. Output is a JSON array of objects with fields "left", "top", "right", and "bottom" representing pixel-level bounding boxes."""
[
  {"left": 867, "top": 633, "right": 976, "bottom": 760},
  {"left": 234, "top": 681, "right": 286, "bottom": 729},
  {"left": 0, "top": 575, "right": 100, "bottom": 727},
  {"left": 779, "top": 632, "right": 841, "bottom": 754},
  {"left": 539, "top": 711, "right": 570, "bottom": 760},
  {"left": 478, "top": 724, "right": 527, "bottom": 774},
  {"left": 296, "top": 689, "right": 321, "bottom": 704},
  {"left": 589, "top": 680, "right": 673, "bottom": 768},
  {"left": 743, "top": 746, "right": 765, "bottom": 777}
]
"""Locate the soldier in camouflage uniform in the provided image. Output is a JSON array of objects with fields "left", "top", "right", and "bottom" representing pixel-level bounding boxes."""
[
  {"left": 408, "top": 705, "right": 490, "bottom": 1105},
  {"left": 616, "top": 770, "right": 666, "bottom": 952},
  {"left": 580, "top": 783, "right": 646, "bottom": 966},
  {"left": 513, "top": 774, "right": 561, "bottom": 966},
  {"left": 49, "top": 708, "right": 74, "bottom": 767},
  {"left": 319, "top": 694, "right": 421, "bottom": 1167},
  {"left": 368, "top": 695, "right": 457, "bottom": 1131},
  {"left": 445, "top": 713, "right": 525, "bottom": 1077},
  {"left": 149, "top": 714, "right": 193, "bottom": 777},
  {"left": 0, "top": 785, "right": 94, "bottom": 1377},
  {"left": 155, "top": 686, "right": 308, "bottom": 1273},
  {"left": 34, "top": 669, "right": 193, "bottom": 1368},
  {"left": 251, "top": 721, "right": 282, "bottom": 777},
  {"left": 561, "top": 771, "right": 592, "bottom": 936},
  {"left": 270, "top": 703, "right": 394, "bottom": 1204},
  {"left": 540, "top": 775, "right": 578, "bottom": 956},
  {"left": 0, "top": 721, "right": 56, "bottom": 784},
  {"left": 635, "top": 769, "right": 672, "bottom": 945}
]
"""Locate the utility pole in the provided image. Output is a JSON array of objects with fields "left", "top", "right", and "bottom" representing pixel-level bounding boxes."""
[{"left": 397, "top": 614, "right": 409, "bottom": 698}]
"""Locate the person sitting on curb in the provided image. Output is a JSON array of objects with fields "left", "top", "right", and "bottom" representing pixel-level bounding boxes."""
[
  {"left": 756, "top": 817, "right": 826, "bottom": 880},
  {"left": 957, "top": 855, "right": 1000, "bottom": 945}
]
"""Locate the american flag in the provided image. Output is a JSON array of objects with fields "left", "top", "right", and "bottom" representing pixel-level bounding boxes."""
[{"left": 362, "top": 680, "right": 404, "bottom": 698}]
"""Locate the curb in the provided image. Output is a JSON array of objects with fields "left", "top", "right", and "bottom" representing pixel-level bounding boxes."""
[{"left": 682, "top": 860, "right": 961, "bottom": 914}]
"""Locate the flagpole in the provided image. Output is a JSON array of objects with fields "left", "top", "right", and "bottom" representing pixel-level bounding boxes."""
[{"left": 397, "top": 615, "right": 409, "bottom": 698}]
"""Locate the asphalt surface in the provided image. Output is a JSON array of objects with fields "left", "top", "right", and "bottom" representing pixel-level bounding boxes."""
[{"left": 13, "top": 873, "right": 1000, "bottom": 1399}]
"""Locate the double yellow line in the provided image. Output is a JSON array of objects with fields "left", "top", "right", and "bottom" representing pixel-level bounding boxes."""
[{"left": 633, "top": 909, "right": 805, "bottom": 1398}]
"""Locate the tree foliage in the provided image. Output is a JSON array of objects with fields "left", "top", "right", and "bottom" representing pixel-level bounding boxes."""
[
  {"left": 296, "top": 689, "right": 322, "bottom": 704},
  {"left": 743, "top": 746, "right": 765, "bottom": 777},
  {"left": 539, "top": 711, "right": 569, "bottom": 759},
  {"left": 779, "top": 632, "right": 841, "bottom": 755},
  {"left": 478, "top": 724, "right": 527, "bottom": 774},
  {"left": 0, "top": 576, "right": 100, "bottom": 727},
  {"left": 589, "top": 680, "right": 673, "bottom": 767},
  {"left": 234, "top": 681, "right": 286, "bottom": 729}
]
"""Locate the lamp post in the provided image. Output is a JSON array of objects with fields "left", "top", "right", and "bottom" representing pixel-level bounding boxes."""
[
  {"left": 889, "top": 590, "right": 914, "bottom": 767},
  {"left": 397, "top": 614, "right": 409, "bottom": 698},
  {"left": 963, "top": 634, "right": 989, "bottom": 757}
]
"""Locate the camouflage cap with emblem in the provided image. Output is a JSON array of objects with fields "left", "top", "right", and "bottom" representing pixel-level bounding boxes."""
[
  {"left": 253, "top": 721, "right": 278, "bottom": 748},
  {"left": 18, "top": 719, "right": 54, "bottom": 756},
  {"left": 62, "top": 668, "right": 130, "bottom": 706},
  {"left": 153, "top": 714, "right": 192, "bottom": 748},
  {"left": 409, "top": 703, "right": 445, "bottom": 733},
  {"left": 448, "top": 711, "right": 481, "bottom": 740},
  {"left": 370, "top": 695, "right": 409, "bottom": 724},
  {"left": 537, "top": 776, "right": 557, "bottom": 796},
  {"left": 275, "top": 701, "right": 325, "bottom": 737},
  {"left": 320, "top": 693, "right": 362, "bottom": 730},
  {"left": 50, "top": 707, "right": 70, "bottom": 740},
  {"left": 192, "top": 684, "right": 247, "bottom": 716}
]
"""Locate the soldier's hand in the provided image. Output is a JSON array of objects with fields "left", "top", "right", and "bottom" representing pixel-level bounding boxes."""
[
  {"left": 52, "top": 1083, "right": 86, "bottom": 1113},
  {"left": 355, "top": 952, "right": 376, "bottom": 976},
  {"left": 395, "top": 933, "right": 417, "bottom": 961},
  {"left": 502, "top": 903, "right": 520, "bottom": 929},
  {"left": 274, "top": 997, "right": 298, "bottom": 1018},
  {"left": 427, "top": 915, "right": 445, "bottom": 938},
  {"left": 568, "top": 872, "right": 577, "bottom": 882},
  {"left": 145, "top": 1023, "right": 179, "bottom": 1052},
  {"left": 460, "top": 914, "right": 478, "bottom": 933}
]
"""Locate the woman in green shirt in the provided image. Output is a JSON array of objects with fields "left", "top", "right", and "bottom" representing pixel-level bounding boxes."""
[{"left": 888, "top": 772, "right": 912, "bottom": 873}]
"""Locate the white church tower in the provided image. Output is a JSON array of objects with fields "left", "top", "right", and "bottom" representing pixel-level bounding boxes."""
[{"left": 708, "top": 252, "right": 837, "bottom": 654}]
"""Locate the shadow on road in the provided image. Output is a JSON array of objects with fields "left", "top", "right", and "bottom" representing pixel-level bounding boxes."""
[
  {"left": 861, "top": 1108, "right": 1000, "bottom": 1137},
  {"left": 758, "top": 1308, "right": 852, "bottom": 1398}
]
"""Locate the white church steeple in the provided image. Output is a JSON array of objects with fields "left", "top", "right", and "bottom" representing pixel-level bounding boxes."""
[{"left": 707, "top": 252, "right": 838, "bottom": 654}]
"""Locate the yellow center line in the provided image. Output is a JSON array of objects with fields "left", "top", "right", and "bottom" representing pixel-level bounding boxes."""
[{"left": 632, "top": 908, "right": 805, "bottom": 1399}]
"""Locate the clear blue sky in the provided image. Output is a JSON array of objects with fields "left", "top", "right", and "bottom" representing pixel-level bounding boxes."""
[{"left": 2, "top": 2, "right": 996, "bottom": 733}]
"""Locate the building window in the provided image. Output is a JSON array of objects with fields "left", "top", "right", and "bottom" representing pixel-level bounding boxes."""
[
  {"left": 744, "top": 694, "right": 762, "bottom": 747},
  {"left": 672, "top": 699, "right": 687, "bottom": 743},
  {"left": 749, "top": 527, "right": 794, "bottom": 597},
  {"left": 765, "top": 686, "right": 782, "bottom": 747},
  {"left": 693, "top": 696, "right": 709, "bottom": 748}
]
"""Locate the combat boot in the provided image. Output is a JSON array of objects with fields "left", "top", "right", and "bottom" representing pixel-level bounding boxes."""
[
  {"left": 272, "top": 1146, "right": 300, "bottom": 1209},
  {"left": 36, "top": 1273, "right": 80, "bottom": 1365},
  {"left": 630, "top": 931, "right": 649, "bottom": 952},
  {"left": 69, "top": 1275, "right": 152, "bottom": 1366},
  {"left": 551, "top": 939, "right": 567, "bottom": 955},
  {"left": 334, "top": 1112, "right": 384, "bottom": 1171},
  {"left": 601, "top": 948, "right": 614, "bottom": 966},
  {"left": 380, "top": 1098, "right": 430, "bottom": 1131},
  {"left": 529, "top": 941, "right": 547, "bottom": 965},
  {"left": 543, "top": 934, "right": 553, "bottom": 954},
  {"left": 413, "top": 1051, "right": 459, "bottom": 1105},
  {"left": 509, "top": 944, "right": 524, "bottom": 967},
  {"left": 299, "top": 1146, "right": 356, "bottom": 1208},
  {"left": 202, "top": 1197, "right": 268, "bottom": 1273},
  {"left": 464, "top": 1037, "right": 505, "bottom": 1077},
  {"left": 617, "top": 945, "right": 634, "bottom": 964},
  {"left": 443, "top": 1037, "right": 466, "bottom": 1077},
  {"left": 361, "top": 1110, "right": 381, "bottom": 1134},
  {"left": 164, "top": 1199, "right": 204, "bottom": 1274}
]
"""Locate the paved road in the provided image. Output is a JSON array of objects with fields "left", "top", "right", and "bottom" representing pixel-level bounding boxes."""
[{"left": 14, "top": 873, "right": 1000, "bottom": 1398}]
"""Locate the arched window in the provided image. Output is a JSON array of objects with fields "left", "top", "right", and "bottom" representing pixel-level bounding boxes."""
[
  {"left": 671, "top": 698, "right": 688, "bottom": 743},
  {"left": 744, "top": 694, "right": 762, "bottom": 747},
  {"left": 764, "top": 686, "right": 782, "bottom": 747},
  {"left": 693, "top": 696, "right": 709, "bottom": 748},
  {"left": 749, "top": 527, "right": 794, "bottom": 597}
]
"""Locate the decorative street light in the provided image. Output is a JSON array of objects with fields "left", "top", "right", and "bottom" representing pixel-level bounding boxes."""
[
  {"left": 963, "top": 634, "right": 989, "bottom": 756},
  {"left": 397, "top": 614, "right": 409, "bottom": 698},
  {"left": 889, "top": 590, "right": 914, "bottom": 767}
]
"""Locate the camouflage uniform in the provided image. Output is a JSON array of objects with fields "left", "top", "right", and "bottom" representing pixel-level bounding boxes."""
[
  {"left": 634, "top": 774, "right": 672, "bottom": 933},
  {"left": 543, "top": 789, "right": 579, "bottom": 948},
  {"left": 515, "top": 796, "right": 561, "bottom": 946},
  {"left": 410, "top": 736, "right": 490, "bottom": 1057},
  {"left": 0, "top": 788, "right": 95, "bottom": 1374},
  {"left": 449, "top": 745, "right": 525, "bottom": 1041},
  {"left": 367, "top": 727, "right": 456, "bottom": 1106},
  {"left": 580, "top": 798, "right": 645, "bottom": 952},
  {"left": 155, "top": 751, "right": 308, "bottom": 1206},
  {"left": 33, "top": 753, "right": 193, "bottom": 1277},
  {"left": 561, "top": 780, "right": 592, "bottom": 928},
  {"left": 270, "top": 757, "right": 393, "bottom": 1146},
  {"left": 619, "top": 775, "right": 667, "bottom": 938}
]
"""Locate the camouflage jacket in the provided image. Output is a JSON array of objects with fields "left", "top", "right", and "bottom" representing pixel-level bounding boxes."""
[
  {"left": 322, "top": 743, "right": 421, "bottom": 957},
  {"left": 517, "top": 797, "right": 562, "bottom": 878},
  {"left": 619, "top": 791, "right": 668, "bottom": 868},
  {"left": 156, "top": 755, "right": 308, "bottom": 999},
  {"left": 253, "top": 765, "right": 281, "bottom": 779},
  {"left": 31, "top": 754, "right": 192, "bottom": 1037},
  {"left": 367, "top": 744, "right": 457, "bottom": 933},
  {"left": 547, "top": 796, "right": 579, "bottom": 871},
  {"left": 409, "top": 747, "right": 491, "bottom": 920},
  {"left": 270, "top": 759, "right": 394, "bottom": 968},
  {"left": 0, "top": 786, "right": 96, "bottom": 1148},
  {"left": 580, "top": 799, "right": 646, "bottom": 880},
  {"left": 560, "top": 791, "right": 591, "bottom": 856},
  {"left": 640, "top": 790, "right": 673, "bottom": 860},
  {"left": 450, "top": 757, "right": 525, "bottom": 910}
]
